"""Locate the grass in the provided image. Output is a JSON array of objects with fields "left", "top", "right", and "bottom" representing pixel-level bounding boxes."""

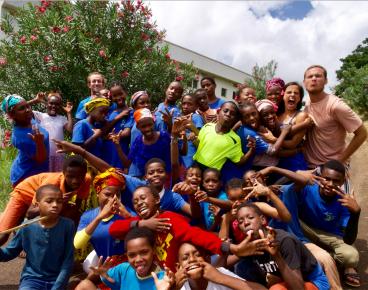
[{"left": 0, "top": 146, "right": 16, "bottom": 211}]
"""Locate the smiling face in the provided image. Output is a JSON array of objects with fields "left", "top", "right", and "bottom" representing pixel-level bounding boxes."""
[
  {"left": 145, "top": 162, "right": 167, "bottom": 190},
  {"left": 137, "top": 117, "right": 155, "bottom": 139},
  {"left": 260, "top": 106, "right": 277, "bottom": 129},
  {"left": 110, "top": 85, "right": 127, "bottom": 107},
  {"left": 88, "top": 73, "right": 105, "bottom": 95},
  {"left": 320, "top": 167, "right": 345, "bottom": 198},
  {"left": 239, "top": 87, "right": 257, "bottom": 104},
  {"left": 237, "top": 206, "right": 266, "bottom": 240},
  {"left": 181, "top": 95, "right": 197, "bottom": 115},
  {"left": 133, "top": 187, "right": 159, "bottom": 219},
  {"left": 134, "top": 94, "right": 151, "bottom": 110},
  {"left": 185, "top": 167, "right": 202, "bottom": 190},
  {"left": 63, "top": 166, "right": 87, "bottom": 192},
  {"left": 283, "top": 85, "right": 301, "bottom": 112},
  {"left": 177, "top": 243, "right": 205, "bottom": 279},
  {"left": 266, "top": 86, "right": 282, "bottom": 105},
  {"left": 9, "top": 100, "right": 33, "bottom": 125},
  {"left": 303, "top": 67, "right": 327, "bottom": 94},
  {"left": 240, "top": 105, "right": 260, "bottom": 130},
  {"left": 165, "top": 81, "right": 183, "bottom": 104},
  {"left": 127, "top": 237, "right": 155, "bottom": 277},
  {"left": 90, "top": 105, "right": 109, "bottom": 123},
  {"left": 47, "top": 95, "right": 62, "bottom": 116}
]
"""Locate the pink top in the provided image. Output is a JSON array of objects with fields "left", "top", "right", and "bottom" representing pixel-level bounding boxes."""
[{"left": 303, "top": 94, "right": 362, "bottom": 167}]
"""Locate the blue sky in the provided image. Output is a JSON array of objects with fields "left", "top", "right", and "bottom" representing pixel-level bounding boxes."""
[{"left": 269, "top": 1, "right": 313, "bottom": 20}]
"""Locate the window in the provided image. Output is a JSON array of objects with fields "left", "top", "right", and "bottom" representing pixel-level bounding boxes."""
[
  {"left": 221, "top": 88, "right": 227, "bottom": 97},
  {"left": 192, "top": 79, "right": 199, "bottom": 89}
]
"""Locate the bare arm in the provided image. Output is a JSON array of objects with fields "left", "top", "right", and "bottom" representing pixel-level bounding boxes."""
[
  {"left": 339, "top": 124, "right": 367, "bottom": 163},
  {"left": 257, "top": 166, "right": 309, "bottom": 187},
  {"left": 273, "top": 252, "right": 305, "bottom": 290},
  {"left": 282, "top": 113, "right": 308, "bottom": 149}
]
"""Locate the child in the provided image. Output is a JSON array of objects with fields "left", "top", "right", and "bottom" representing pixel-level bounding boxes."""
[
  {"left": 104, "top": 82, "right": 133, "bottom": 169},
  {"left": 265, "top": 77, "right": 285, "bottom": 110},
  {"left": 200, "top": 77, "right": 225, "bottom": 109},
  {"left": 29, "top": 91, "right": 73, "bottom": 171},
  {"left": 109, "top": 185, "right": 270, "bottom": 272},
  {"left": 235, "top": 84, "right": 257, "bottom": 105},
  {"left": 75, "top": 72, "right": 106, "bottom": 120},
  {"left": 1, "top": 94, "right": 49, "bottom": 186},
  {"left": 0, "top": 184, "right": 74, "bottom": 290},
  {"left": 155, "top": 81, "right": 183, "bottom": 132},
  {"left": 194, "top": 88, "right": 217, "bottom": 123},
  {"left": 77, "top": 227, "right": 167, "bottom": 290}
]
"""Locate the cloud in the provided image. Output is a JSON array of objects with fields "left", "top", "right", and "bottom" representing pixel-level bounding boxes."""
[{"left": 148, "top": 1, "right": 368, "bottom": 92}]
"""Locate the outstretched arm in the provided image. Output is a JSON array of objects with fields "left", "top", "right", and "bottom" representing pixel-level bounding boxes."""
[{"left": 339, "top": 124, "right": 367, "bottom": 163}]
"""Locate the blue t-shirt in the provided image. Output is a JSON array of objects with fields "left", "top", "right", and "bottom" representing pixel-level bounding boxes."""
[
  {"left": 77, "top": 208, "right": 125, "bottom": 258},
  {"left": 128, "top": 131, "right": 171, "bottom": 177},
  {"left": 154, "top": 102, "right": 181, "bottom": 132},
  {"left": 103, "top": 110, "right": 134, "bottom": 169},
  {"left": 208, "top": 97, "right": 226, "bottom": 110},
  {"left": 130, "top": 119, "right": 160, "bottom": 147},
  {"left": 101, "top": 262, "right": 164, "bottom": 290},
  {"left": 201, "top": 191, "right": 227, "bottom": 230},
  {"left": 11, "top": 124, "right": 49, "bottom": 185},
  {"left": 180, "top": 113, "right": 204, "bottom": 168},
  {"left": 299, "top": 184, "right": 351, "bottom": 236},
  {"left": 72, "top": 119, "right": 104, "bottom": 159},
  {"left": 0, "top": 217, "right": 74, "bottom": 290},
  {"left": 75, "top": 96, "right": 116, "bottom": 120}
]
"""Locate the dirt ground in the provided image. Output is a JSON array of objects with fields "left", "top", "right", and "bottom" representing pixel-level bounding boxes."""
[{"left": 0, "top": 136, "right": 367, "bottom": 290}]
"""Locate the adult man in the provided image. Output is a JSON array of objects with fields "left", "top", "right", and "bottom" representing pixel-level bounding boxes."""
[{"left": 303, "top": 65, "right": 367, "bottom": 168}]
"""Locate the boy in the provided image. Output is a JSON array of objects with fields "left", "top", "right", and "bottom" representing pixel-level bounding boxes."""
[
  {"left": 194, "top": 88, "right": 217, "bottom": 123},
  {"left": 0, "top": 154, "right": 90, "bottom": 245},
  {"left": 0, "top": 185, "right": 74, "bottom": 290}
]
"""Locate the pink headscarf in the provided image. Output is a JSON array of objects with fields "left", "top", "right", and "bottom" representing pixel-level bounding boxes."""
[
  {"left": 255, "top": 99, "right": 277, "bottom": 113},
  {"left": 265, "top": 77, "right": 285, "bottom": 92}
]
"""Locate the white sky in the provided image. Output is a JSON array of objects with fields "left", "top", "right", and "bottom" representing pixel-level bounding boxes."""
[{"left": 148, "top": 1, "right": 368, "bottom": 91}]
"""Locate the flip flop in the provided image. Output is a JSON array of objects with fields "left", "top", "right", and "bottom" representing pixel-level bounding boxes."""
[{"left": 344, "top": 272, "right": 361, "bottom": 288}]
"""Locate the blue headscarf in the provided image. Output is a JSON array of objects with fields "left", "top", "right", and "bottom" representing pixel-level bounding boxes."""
[{"left": 1, "top": 94, "right": 25, "bottom": 114}]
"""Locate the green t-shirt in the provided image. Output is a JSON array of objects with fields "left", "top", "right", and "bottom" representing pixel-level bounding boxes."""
[{"left": 193, "top": 123, "right": 243, "bottom": 170}]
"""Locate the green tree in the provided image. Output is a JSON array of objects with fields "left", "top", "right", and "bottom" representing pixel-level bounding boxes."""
[
  {"left": 335, "top": 38, "right": 368, "bottom": 117},
  {"left": 244, "top": 60, "right": 278, "bottom": 100},
  {"left": 0, "top": 0, "right": 195, "bottom": 107}
]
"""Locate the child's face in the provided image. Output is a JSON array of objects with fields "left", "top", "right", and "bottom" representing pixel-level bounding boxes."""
[
  {"left": 98, "top": 186, "right": 120, "bottom": 208},
  {"left": 127, "top": 237, "right": 155, "bottom": 277},
  {"left": 239, "top": 88, "right": 256, "bottom": 104},
  {"left": 237, "top": 206, "right": 265, "bottom": 240},
  {"left": 134, "top": 95, "right": 151, "bottom": 110},
  {"left": 177, "top": 243, "right": 205, "bottom": 279},
  {"left": 133, "top": 187, "right": 159, "bottom": 219},
  {"left": 196, "top": 93, "right": 209, "bottom": 111},
  {"left": 201, "top": 79, "right": 216, "bottom": 97},
  {"left": 217, "top": 103, "right": 238, "bottom": 127},
  {"left": 110, "top": 85, "right": 127, "bottom": 106},
  {"left": 165, "top": 81, "right": 183, "bottom": 103},
  {"left": 185, "top": 167, "right": 202, "bottom": 190},
  {"left": 203, "top": 171, "right": 221, "bottom": 196},
  {"left": 227, "top": 187, "right": 244, "bottom": 202},
  {"left": 36, "top": 190, "right": 63, "bottom": 218},
  {"left": 283, "top": 85, "right": 301, "bottom": 112},
  {"left": 90, "top": 105, "right": 109, "bottom": 123},
  {"left": 137, "top": 118, "right": 155, "bottom": 139},
  {"left": 47, "top": 96, "right": 62, "bottom": 116},
  {"left": 243, "top": 170, "right": 263, "bottom": 187},
  {"left": 241, "top": 106, "right": 260, "bottom": 130},
  {"left": 320, "top": 168, "right": 345, "bottom": 198},
  {"left": 260, "top": 106, "right": 277, "bottom": 129},
  {"left": 63, "top": 166, "right": 87, "bottom": 191},
  {"left": 9, "top": 100, "right": 33, "bottom": 125},
  {"left": 145, "top": 162, "right": 167, "bottom": 189},
  {"left": 88, "top": 74, "right": 105, "bottom": 94},
  {"left": 266, "top": 86, "right": 282, "bottom": 105},
  {"left": 181, "top": 95, "right": 197, "bottom": 115}
]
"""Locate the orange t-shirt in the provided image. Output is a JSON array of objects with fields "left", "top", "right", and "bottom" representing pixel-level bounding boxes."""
[{"left": 304, "top": 94, "right": 362, "bottom": 167}]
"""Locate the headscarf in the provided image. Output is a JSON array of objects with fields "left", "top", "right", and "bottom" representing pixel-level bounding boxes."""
[
  {"left": 84, "top": 97, "right": 110, "bottom": 114},
  {"left": 130, "top": 91, "right": 148, "bottom": 107},
  {"left": 265, "top": 77, "right": 285, "bottom": 93},
  {"left": 255, "top": 99, "right": 277, "bottom": 113},
  {"left": 1, "top": 94, "right": 25, "bottom": 114},
  {"left": 133, "top": 108, "right": 153, "bottom": 123},
  {"left": 93, "top": 168, "right": 126, "bottom": 194}
]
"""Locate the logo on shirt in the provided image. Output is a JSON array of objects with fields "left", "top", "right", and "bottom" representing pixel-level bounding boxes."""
[
  {"left": 324, "top": 212, "right": 335, "bottom": 222},
  {"left": 155, "top": 233, "right": 173, "bottom": 262}
]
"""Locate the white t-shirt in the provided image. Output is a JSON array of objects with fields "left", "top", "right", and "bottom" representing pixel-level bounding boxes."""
[{"left": 181, "top": 267, "right": 244, "bottom": 290}]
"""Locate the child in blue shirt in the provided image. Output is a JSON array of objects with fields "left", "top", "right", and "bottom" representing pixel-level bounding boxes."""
[
  {"left": 0, "top": 184, "right": 74, "bottom": 290},
  {"left": 1, "top": 95, "right": 49, "bottom": 186}
]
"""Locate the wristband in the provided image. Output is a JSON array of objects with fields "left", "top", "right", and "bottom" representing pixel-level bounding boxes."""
[{"left": 220, "top": 241, "right": 231, "bottom": 254}]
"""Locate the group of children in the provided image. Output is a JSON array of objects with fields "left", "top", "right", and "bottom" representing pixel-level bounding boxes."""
[{"left": 0, "top": 67, "right": 363, "bottom": 289}]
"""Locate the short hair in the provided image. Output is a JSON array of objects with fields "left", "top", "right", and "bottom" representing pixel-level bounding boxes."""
[
  {"left": 201, "top": 76, "right": 216, "bottom": 86},
  {"left": 135, "top": 185, "right": 160, "bottom": 201},
  {"left": 125, "top": 226, "right": 155, "bottom": 251},
  {"left": 181, "top": 93, "right": 195, "bottom": 102},
  {"left": 220, "top": 101, "right": 241, "bottom": 120},
  {"left": 304, "top": 65, "right": 327, "bottom": 79},
  {"left": 236, "top": 83, "right": 251, "bottom": 96},
  {"left": 277, "top": 81, "right": 304, "bottom": 115},
  {"left": 225, "top": 178, "right": 243, "bottom": 191},
  {"left": 35, "top": 184, "right": 61, "bottom": 201},
  {"left": 240, "top": 101, "right": 257, "bottom": 111},
  {"left": 187, "top": 163, "right": 202, "bottom": 173},
  {"left": 87, "top": 72, "right": 106, "bottom": 84},
  {"left": 203, "top": 168, "right": 221, "bottom": 179},
  {"left": 237, "top": 201, "right": 263, "bottom": 217},
  {"left": 63, "top": 154, "right": 87, "bottom": 173},
  {"left": 169, "top": 81, "right": 184, "bottom": 94},
  {"left": 109, "top": 81, "right": 126, "bottom": 91},
  {"left": 322, "top": 160, "right": 345, "bottom": 176},
  {"left": 144, "top": 158, "right": 166, "bottom": 173}
]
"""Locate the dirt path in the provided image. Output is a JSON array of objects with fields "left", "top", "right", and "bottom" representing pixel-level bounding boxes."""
[{"left": 1, "top": 133, "right": 368, "bottom": 289}]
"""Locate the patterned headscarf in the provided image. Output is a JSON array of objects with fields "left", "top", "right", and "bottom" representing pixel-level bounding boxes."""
[
  {"left": 255, "top": 99, "right": 277, "bottom": 113},
  {"left": 84, "top": 97, "right": 110, "bottom": 114},
  {"left": 93, "top": 168, "right": 126, "bottom": 194},
  {"left": 133, "top": 108, "right": 154, "bottom": 123},
  {"left": 130, "top": 91, "right": 148, "bottom": 107},
  {"left": 1, "top": 94, "right": 25, "bottom": 114},
  {"left": 265, "top": 77, "right": 285, "bottom": 93}
]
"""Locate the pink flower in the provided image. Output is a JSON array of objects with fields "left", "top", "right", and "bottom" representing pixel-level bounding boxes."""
[
  {"left": 176, "top": 75, "right": 184, "bottom": 81},
  {"left": 165, "top": 53, "right": 170, "bottom": 60},
  {"left": 64, "top": 16, "right": 73, "bottom": 22},
  {"left": 0, "top": 57, "right": 7, "bottom": 66},
  {"left": 49, "top": 65, "right": 59, "bottom": 72},
  {"left": 144, "top": 23, "right": 152, "bottom": 29},
  {"left": 19, "top": 36, "right": 26, "bottom": 44},
  {"left": 51, "top": 26, "right": 61, "bottom": 33},
  {"left": 99, "top": 50, "right": 107, "bottom": 58},
  {"left": 43, "top": 55, "right": 52, "bottom": 62},
  {"left": 30, "top": 35, "right": 38, "bottom": 41},
  {"left": 121, "top": 71, "right": 129, "bottom": 78},
  {"left": 37, "top": 6, "right": 46, "bottom": 13},
  {"left": 41, "top": 0, "right": 51, "bottom": 8},
  {"left": 62, "top": 26, "right": 70, "bottom": 33},
  {"left": 141, "top": 32, "right": 149, "bottom": 41}
]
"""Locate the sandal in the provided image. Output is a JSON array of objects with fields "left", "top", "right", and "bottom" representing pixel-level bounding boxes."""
[{"left": 344, "top": 272, "right": 361, "bottom": 288}]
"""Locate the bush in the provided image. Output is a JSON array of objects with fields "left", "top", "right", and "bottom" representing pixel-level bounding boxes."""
[{"left": 0, "top": 0, "right": 196, "bottom": 107}]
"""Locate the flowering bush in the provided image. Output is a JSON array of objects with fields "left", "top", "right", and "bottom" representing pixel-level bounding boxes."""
[{"left": 0, "top": 0, "right": 195, "bottom": 106}]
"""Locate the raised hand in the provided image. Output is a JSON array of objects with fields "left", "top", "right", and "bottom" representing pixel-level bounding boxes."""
[
  {"left": 243, "top": 181, "right": 272, "bottom": 201},
  {"left": 98, "top": 197, "right": 118, "bottom": 220},
  {"left": 53, "top": 139, "right": 83, "bottom": 155},
  {"left": 159, "top": 108, "right": 175, "bottom": 127},
  {"left": 175, "top": 267, "right": 188, "bottom": 289},
  {"left": 246, "top": 136, "right": 256, "bottom": 150},
  {"left": 90, "top": 256, "right": 115, "bottom": 283},
  {"left": 334, "top": 188, "right": 361, "bottom": 213},
  {"left": 152, "top": 266, "right": 175, "bottom": 290},
  {"left": 194, "top": 190, "right": 209, "bottom": 202},
  {"left": 140, "top": 217, "right": 172, "bottom": 232},
  {"left": 259, "top": 226, "right": 279, "bottom": 256},
  {"left": 209, "top": 204, "right": 221, "bottom": 217},
  {"left": 172, "top": 182, "right": 197, "bottom": 195},
  {"left": 233, "top": 230, "right": 268, "bottom": 257},
  {"left": 28, "top": 124, "right": 44, "bottom": 144},
  {"left": 63, "top": 101, "right": 73, "bottom": 114},
  {"left": 171, "top": 117, "right": 185, "bottom": 137},
  {"left": 108, "top": 129, "right": 122, "bottom": 145},
  {"left": 35, "top": 92, "right": 47, "bottom": 104}
]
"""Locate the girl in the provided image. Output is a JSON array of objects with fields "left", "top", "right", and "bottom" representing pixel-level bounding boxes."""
[
  {"left": 28, "top": 91, "right": 73, "bottom": 171},
  {"left": 235, "top": 84, "right": 257, "bottom": 105},
  {"left": 200, "top": 77, "right": 225, "bottom": 109},
  {"left": 265, "top": 78, "right": 285, "bottom": 110},
  {"left": 194, "top": 88, "right": 217, "bottom": 123},
  {"left": 1, "top": 95, "right": 49, "bottom": 186}
]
